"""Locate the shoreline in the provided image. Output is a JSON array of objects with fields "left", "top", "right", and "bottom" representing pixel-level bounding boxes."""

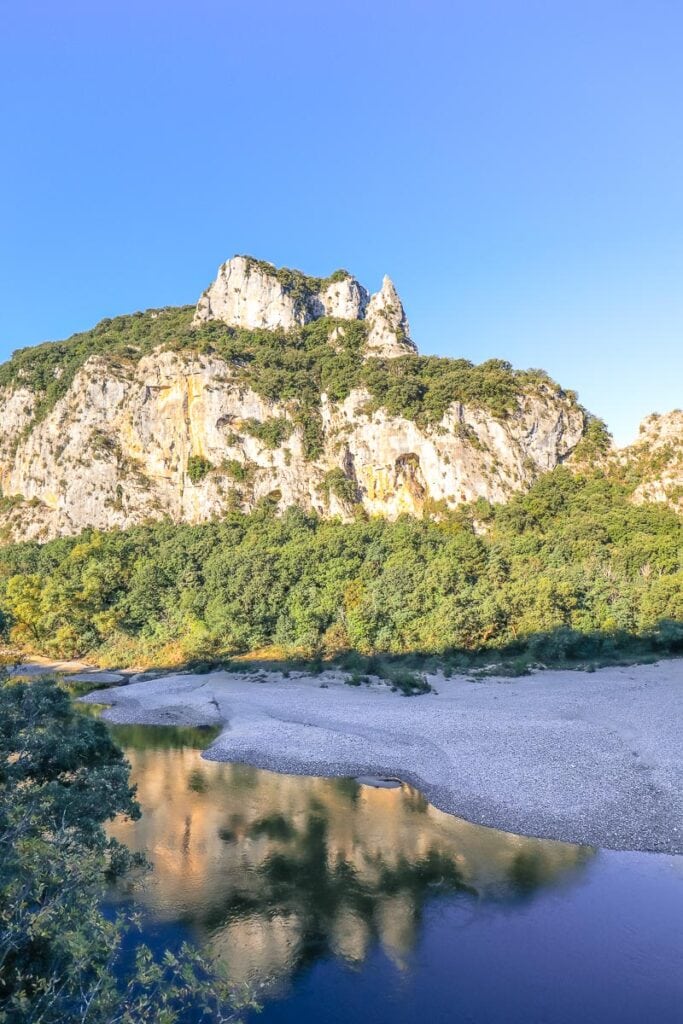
[{"left": 77, "top": 658, "right": 683, "bottom": 854}]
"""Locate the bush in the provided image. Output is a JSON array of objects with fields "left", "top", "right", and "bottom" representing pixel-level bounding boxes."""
[
  {"left": 381, "top": 666, "right": 431, "bottom": 695},
  {"left": 187, "top": 455, "right": 214, "bottom": 484},
  {"left": 243, "top": 416, "right": 293, "bottom": 449},
  {"left": 322, "top": 468, "right": 359, "bottom": 506}
]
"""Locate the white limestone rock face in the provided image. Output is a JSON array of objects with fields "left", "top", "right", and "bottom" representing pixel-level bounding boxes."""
[
  {"left": 0, "top": 387, "right": 36, "bottom": 465},
  {"left": 0, "top": 254, "right": 596, "bottom": 543},
  {"left": 618, "top": 411, "right": 683, "bottom": 512},
  {"left": 318, "top": 276, "right": 369, "bottom": 320},
  {"left": 193, "top": 256, "right": 304, "bottom": 331},
  {"left": 193, "top": 256, "right": 369, "bottom": 332},
  {"left": 365, "top": 276, "right": 417, "bottom": 357},
  {"left": 192, "top": 256, "right": 414, "bottom": 356},
  {"left": 0, "top": 348, "right": 586, "bottom": 542},
  {"left": 321, "top": 385, "right": 584, "bottom": 518}
]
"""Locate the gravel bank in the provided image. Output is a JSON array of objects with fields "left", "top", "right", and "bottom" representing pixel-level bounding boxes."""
[{"left": 80, "top": 660, "right": 683, "bottom": 853}]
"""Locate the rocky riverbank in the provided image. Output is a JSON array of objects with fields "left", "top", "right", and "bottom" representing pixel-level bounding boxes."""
[{"left": 80, "top": 658, "right": 683, "bottom": 854}]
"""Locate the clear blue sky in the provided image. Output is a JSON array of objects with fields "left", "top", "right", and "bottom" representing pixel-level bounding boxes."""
[{"left": 1, "top": 1, "right": 681, "bottom": 444}]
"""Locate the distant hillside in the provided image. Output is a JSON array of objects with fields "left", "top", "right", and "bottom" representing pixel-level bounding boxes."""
[{"left": 0, "top": 467, "right": 680, "bottom": 669}]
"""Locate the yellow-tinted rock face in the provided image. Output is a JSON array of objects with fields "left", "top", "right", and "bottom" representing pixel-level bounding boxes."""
[
  {"left": 108, "top": 740, "right": 593, "bottom": 990},
  {"left": 0, "top": 345, "right": 586, "bottom": 542}
]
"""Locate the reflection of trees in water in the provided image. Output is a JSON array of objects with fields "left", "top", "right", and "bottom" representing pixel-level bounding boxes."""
[
  {"left": 254, "top": 812, "right": 476, "bottom": 971},
  {"left": 109, "top": 740, "right": 594, "bottom": 989}
]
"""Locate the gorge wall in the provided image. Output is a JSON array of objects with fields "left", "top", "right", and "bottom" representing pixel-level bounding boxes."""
[{"left": 0, "top": 256, "right": 591, "bottom": 542}]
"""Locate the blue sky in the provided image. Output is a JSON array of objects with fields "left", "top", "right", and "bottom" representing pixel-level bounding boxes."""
[{"left": 1, "top": 1, "right": 681, "bottom": 444}]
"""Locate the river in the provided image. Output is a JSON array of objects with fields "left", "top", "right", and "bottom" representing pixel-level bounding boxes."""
[{"left": 104, "top": 721, "right": 683, "bottom": 1023}]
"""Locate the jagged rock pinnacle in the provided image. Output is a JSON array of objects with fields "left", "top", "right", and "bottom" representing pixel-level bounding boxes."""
[{"left": 193, "top": 255, "right": 416, "bottom": 357}]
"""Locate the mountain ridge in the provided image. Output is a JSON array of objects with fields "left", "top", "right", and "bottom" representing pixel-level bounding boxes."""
[{"left": 0, "top": 256, "right": 679, "bottom": 544}]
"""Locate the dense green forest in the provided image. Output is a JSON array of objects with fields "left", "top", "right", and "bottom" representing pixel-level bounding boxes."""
[{"left": 0, "top": 467, "right": 680, "bottom": 674}]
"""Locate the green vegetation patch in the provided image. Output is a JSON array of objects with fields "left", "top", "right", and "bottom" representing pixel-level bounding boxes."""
[
  {"left": 0, "top": 468, "right": 680, "bottom": 672},
  {"left": 321, "top": 467, "right": 359, "bottom": 505},
  {"left": 0, "top": 673, "right": 251, "bottom": 1022},
  {"left": 360, "top": 356, "right": 566, "bottom": 424},
  {"left": 186, "top": 454, "right": 215, "bottom": 483},
  {"left": 243, "top": 416, "right": 294, "bottom": 449},
  {"left": 222, "top": 457, "right": 254, "bottom": 483}
]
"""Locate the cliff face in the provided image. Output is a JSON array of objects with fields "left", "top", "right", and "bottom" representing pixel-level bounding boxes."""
[
  {"left": 193, "top": 255, "right": 417, "bottom": 357},
  {"left": 0, "top": 256, "right": 588, "bottom": 543},
  {"left": 615, "top": 411, "right": 683, "bottom": 512}
]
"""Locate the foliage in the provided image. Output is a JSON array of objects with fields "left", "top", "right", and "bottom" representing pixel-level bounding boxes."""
[
  {"left": 187, "top": 455, "right": 215, "bottom": 484},
  {"left": 0, "top": 675, "right": 252, "bottom": 1023},
  {"left": 242, "top": 417, "right": 293, "bottom": 449},
  {"left": 222, "top": 459, "right": 252, "bottom": 483},
  {"left": 321, "top": 468, "right": 359, "bottom": 506},
  {"left": 0, "top": 469, "right": 680, "bottom": 672},
  {"left": 571, "top": 417, "right": 613, "bottom": 462},
  {"left": 343, "top": 657, "right": 430, "bottom": 695},
  {"left": 359, "top": 357, "right": 564, "bottom": 425}
]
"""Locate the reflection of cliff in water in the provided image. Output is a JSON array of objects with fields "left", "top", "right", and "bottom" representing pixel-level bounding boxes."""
[{"left": 108, "top": 727, "right": 595, "bottom": 990}]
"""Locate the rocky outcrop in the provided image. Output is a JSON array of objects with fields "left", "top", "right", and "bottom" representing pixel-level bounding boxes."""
[
  {"left": 365, "top": 275, "right": 416, "bottom": 356},
  {"left": 0, "top": 254, "right": 591, "bottom": 543},
  {"left": 0, "top": 355, "right": 585, "bottom": 543},
  {"left": 194, "top": 256, "right": 306, "bottom": 330},
  {"left": 192, "top": 255, "right": 416, "bottom": 356},
  {"left": 193, "top": 256, "right": 370, "bottom": 330},
  {"left": 616, "top": 411, "right": 683, "bottom": 512}
]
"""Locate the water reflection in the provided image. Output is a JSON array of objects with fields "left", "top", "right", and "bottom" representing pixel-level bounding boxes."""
[{"left": 108, "top": 725, "right": 594, "bottom": 993}]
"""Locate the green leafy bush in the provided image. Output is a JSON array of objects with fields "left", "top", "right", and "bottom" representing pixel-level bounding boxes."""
[
  {"left": 322, "top": 467, "right": 359, "bottom": 505},
  {"left": 222, "top": 458, "right": 252, "bottom": 482},
  {"left": 243, "top": 416, "right": 293, "bottom": 449},
  {"left": 187, "top": 454, "right": 214, "bottom": 483}
]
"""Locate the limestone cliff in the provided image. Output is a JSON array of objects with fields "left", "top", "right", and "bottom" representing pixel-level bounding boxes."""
[
  {"left": 0, "top": 256, "right": 588, "bottom": 543},
  {"left": 194, "top": 255, "right": 416, "bottom": 357},
  {"left": 613, "top": 411, "right": 683, "bottom": 512}
]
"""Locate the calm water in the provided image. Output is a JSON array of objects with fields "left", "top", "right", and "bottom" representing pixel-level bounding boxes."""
[{"left": 105, "top": 722, "right": 683, "bottom": 1024}]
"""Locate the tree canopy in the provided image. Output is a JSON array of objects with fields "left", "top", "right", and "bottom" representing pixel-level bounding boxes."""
[{"left": 0, "top": 468, "right": 680, "bottom": 672}]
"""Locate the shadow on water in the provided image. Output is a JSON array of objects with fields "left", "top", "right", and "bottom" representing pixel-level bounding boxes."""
[
  {"left": 108, "top": 722, "right": 222, "bottom": 750},
  {"left": 105, "top": 722, "right": 595, "bottom": 995}
]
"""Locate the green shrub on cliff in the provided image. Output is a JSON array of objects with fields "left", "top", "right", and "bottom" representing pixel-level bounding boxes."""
[
  {"left": 321, "top": 468, "right": 359, "bottom": 505},
  {"left": 187, "top": 454, "right": 214, "bottom": 483},
  {"left": 243, "top": 416, "right": 294, "bottom": 449}
]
